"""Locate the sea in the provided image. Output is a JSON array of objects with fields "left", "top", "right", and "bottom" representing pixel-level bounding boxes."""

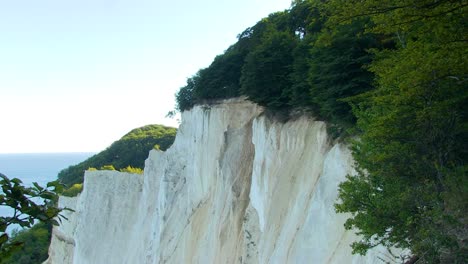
[{"left": 0, "top": 152, "right": 94, "bottom": 233}]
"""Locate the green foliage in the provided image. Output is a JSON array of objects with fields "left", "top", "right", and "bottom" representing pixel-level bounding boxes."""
[
  {"left": 193, "top": 48, "right": 244, "bottom": 100},
  {"left": 100, "top": 165, "right": 116, "bottom": 171},
  {"left": 282, "top": 1, "right": 322, "bottom": 110},
  {"left": 173, "top": 0, "right": 467, "bottom": 262},
  {"left": 119, "top": 166, "right": 143, "bottom": 174},
  {"left": 174, "top": 0, "right": 384, "bottom": 132},
  {"left": 241, "top": 28, "right": 297, "bottom": 109},
  {"left": 0, "top": 223, "right": 52, "bottom": 264},
  {"left": 0, "top": 174, "right": 65, "bottom": 260},
  {"left": 58, "top": 124, "right": 176, "bottom": 186},
  {"left": 175, "top": 42, "right": 250, "bottom": 112},
  {"left": 327, "top": 0, "right": 468, "bottom": 262},
  {"left": 308, "top": 18, "right": 383, "bottom": 128},
  {"left": 61, "top": 184, "right": 83, "bottom": 197},
  {"left": 175, "top": 80, "right": 195, "bottom": 112}
]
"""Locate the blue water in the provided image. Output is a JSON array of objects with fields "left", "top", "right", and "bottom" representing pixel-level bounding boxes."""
[
  {"left": 0, "top": 153, "right": 94, "bottom": 232},
  {"left": 0, "top": 153, "right": 94, "bottom": 186}
]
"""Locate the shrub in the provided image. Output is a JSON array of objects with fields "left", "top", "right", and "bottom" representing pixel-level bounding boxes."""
[
  {"left": 119, "top": 166, "right": 143, "bottom": 174},
  {"left": 62, "top": 183, "right": 83, "bottom": 197}
]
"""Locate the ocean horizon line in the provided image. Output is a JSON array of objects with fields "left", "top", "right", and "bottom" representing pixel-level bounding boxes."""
[{"left": 0, "top": 152, "right": 97, "bottom": 155}]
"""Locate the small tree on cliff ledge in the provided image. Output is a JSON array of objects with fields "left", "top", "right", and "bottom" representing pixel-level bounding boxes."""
[{"left": 0, "top": 173, "right": 66, "bottom": 259}]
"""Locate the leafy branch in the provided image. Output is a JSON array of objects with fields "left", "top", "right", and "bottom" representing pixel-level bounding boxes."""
[{"left": 0, "top": 173, "right": 69, "bottom": 259}]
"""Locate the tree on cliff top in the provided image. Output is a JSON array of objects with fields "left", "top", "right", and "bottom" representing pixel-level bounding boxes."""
[{"left": 174, "top": 1, "right": 386, "bottom": 133}]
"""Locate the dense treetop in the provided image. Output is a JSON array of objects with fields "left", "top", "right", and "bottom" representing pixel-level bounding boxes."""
[
  {"left": 175, "top": 0, "right": 388, "bottom": 133},
  {"left": 58, "top": 124, "right": 176, "bottom": 186},
  {"left": 175, "top": 0, "right": 467, "bottom": 262}
]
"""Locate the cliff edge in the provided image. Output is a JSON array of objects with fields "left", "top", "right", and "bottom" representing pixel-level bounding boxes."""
[{"left": 45, "top": 98, "right": 396, "bottom": 263}]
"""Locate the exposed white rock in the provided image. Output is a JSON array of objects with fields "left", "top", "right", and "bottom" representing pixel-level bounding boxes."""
[
  {"left": 45, "top": 98, "right": 399, "bottom": 263},
  {"left": 44, "top": 196, "right": 79, "bottom": 264}
]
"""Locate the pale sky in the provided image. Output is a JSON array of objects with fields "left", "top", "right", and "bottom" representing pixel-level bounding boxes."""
[{"left": 0, "top": 0, "right": 292, "bottom": 153}]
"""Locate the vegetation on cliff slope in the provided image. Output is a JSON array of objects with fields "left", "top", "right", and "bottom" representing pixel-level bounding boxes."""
[
  {"left": 327, "top": 0, "right": 467, "bottom": 262},
  {"left": 175, "top": 0, "right": 467, "bottom": 262},
  {"left": 58, "top": 124, "right": 176, "bottom": 186}
]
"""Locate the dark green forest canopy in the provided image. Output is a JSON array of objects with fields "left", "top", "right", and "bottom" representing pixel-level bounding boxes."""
[
  {"left": 175, "top": 0, "right": 389, "bottom": 132},
  {"left": 175, "top": 0, "right": 467, "bottom": 263},
  {"left": 58, "top": 124, "right": 176, "bottom": 186}
]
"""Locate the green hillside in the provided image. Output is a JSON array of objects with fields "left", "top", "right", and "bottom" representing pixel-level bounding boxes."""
[{"left": 58, "top": 124, "right": 176, "bottom": 186}]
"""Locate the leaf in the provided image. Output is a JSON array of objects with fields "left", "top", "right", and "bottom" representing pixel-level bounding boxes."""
[
  {"left": 0, "top": 220, "right": 7, "bottom": 232},
  {"left": 32, "top": 182, "right": 44, "bottom": 191},
  {"left": 10, "top": 178, "right": 23, "bottom": 185},
  {"left": 0, "top": 233, "right": 8, "bottom": 245},
  {"left": 51, "top": 219, "right": 60, "bottom": 226}
]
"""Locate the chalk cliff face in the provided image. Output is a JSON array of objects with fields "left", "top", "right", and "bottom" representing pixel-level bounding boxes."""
[{"left": 45, "top": 99, "right": 394, "bottom": 263}]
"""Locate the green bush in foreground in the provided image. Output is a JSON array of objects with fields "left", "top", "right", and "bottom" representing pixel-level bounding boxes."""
[{"left": 0, "top": 174, "right": 64, "bottom": 263}]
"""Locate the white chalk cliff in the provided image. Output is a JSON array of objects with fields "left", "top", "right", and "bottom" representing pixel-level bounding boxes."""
[{"left": 45, "top": 98, "right": 397, "bottom": 263}]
